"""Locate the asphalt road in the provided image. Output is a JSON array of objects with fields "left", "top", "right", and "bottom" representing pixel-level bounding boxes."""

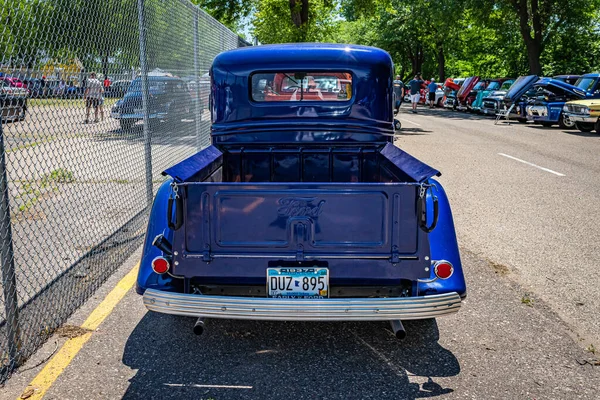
[
  {"left": 396, "top": 106, "right": 600, "bottom": 348},
  {"left": 3, "top": 106, "right": 600, "bottom": 399}
]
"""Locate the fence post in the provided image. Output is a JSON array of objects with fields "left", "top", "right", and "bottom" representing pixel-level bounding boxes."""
[
  {"left": 193, "top": 10, "right": 203, "bottom": 151},
  {"left": 0, "top": 119, "right": 21, "bottom": 367},
  {"left": 137, "top": 0, "right": 154, "bottom": 206}
]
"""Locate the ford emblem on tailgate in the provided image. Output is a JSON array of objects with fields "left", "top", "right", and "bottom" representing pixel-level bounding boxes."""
[{"left": 277, "top": 197, "right": 326, "bottom": 218}]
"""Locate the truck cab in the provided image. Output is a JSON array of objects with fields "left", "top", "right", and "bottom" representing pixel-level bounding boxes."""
[{"left": 137, "top": 44, "right": 465, "bottom": 337}]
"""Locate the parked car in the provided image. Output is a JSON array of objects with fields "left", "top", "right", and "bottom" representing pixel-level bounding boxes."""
[
  {"left": 0, "top": 79, "right": 28, "bottom": 122},
  {"left": 0, "top": 77, "right": 26, "bottom": 89},
  {"left": 183, "top": 73, "right": 211, "bottom": 110},
  {"left": 481, "top": 75, "right": 539, "bottom": 122},
  {"left": 137, "top": 44, "right": 466, "bottom": 337},
  {"left": 471, "top": 79, "right": 514, "bottom": 113},
  {"left": 111, "top": 76, "right": 192, "bottom": 131},
  {"left": 22, "top": 78, "right": 44, "bottom": 98},
  {"left": 563, "top": 99, "right": 600, "bottom": 133},
  {"left": 454, "top": 76, "right": 480, "bottom": 111},
  {"left": 526, "top": 73, "right": 600, "bottom": 128},
  {"left": 421, "top": 82, "right": 445, "bottom": 107},
  {"left": 443, "top": 78, "right": 465, "bottom": 109},
  {"left": 553, "top": 75, "right": 581, "bottom": 85},
  {"left": 107, "top": 80, "right": 131, "bottom": 98}
]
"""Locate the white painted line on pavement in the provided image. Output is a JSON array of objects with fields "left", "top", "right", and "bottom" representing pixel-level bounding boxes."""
[
  {"left": 498, "top": 153, "right": 565, "bottom": 176},
  {"left": 398, "top": 118, "right": 421, "bottom": 126},
  {"left": 165, "top": 383, "right": 253, "bottom": 389}
]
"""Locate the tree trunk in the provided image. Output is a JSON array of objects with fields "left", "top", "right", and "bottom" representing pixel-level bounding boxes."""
[
  {"left": 526, "top": 42, "right": 542, "bottom": 75},
  {"left": 289, "top": 0, "right": 309, "bottom": 27},
  {"left": 437, "top": 43, "right": 445, "bottom": 82},
  {"left": 511, "top": 0, "right": 544, "bottom": 75}
]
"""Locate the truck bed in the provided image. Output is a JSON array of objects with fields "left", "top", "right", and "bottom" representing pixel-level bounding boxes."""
[{"left": 164, "top": 143, "right": 439, "bottom": 286}]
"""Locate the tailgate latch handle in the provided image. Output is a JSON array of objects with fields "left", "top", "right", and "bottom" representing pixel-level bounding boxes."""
[
  {"left": 168, "top": 183, "right": 183, "bottom": 231},
  {"left": 417, "top": 184, "right": 438, "bottom": 233}
]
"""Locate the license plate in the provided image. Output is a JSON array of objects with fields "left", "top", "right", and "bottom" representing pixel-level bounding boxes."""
[{"left": 267, "top": 268, "right": 329, "bottom": 298}]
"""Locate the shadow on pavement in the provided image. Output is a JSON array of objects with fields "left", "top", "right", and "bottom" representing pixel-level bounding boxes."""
[
  {"left": 397, "top": 128, "right": 432, "bottom": 135},
  {"left": 121, "top": 313, "right": 459, "bottom": 400},
  {"left": 400, "top": 107, "right": 495, "bottom": 121}
]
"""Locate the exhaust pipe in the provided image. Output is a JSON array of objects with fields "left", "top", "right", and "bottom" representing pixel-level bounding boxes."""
[
  {"left": 193, "top": 318, "right": 205, "bottom": 336},
  {"left": 390, "top": 320, "right": 406, "bottom": 340}
]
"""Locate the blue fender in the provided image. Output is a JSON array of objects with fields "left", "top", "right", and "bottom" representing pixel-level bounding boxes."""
[
  {"left": 136, "top": 179, "right": 176, "bottom": 294},
  {"left": 417, "top": 179, "right": 467, "bottom": 298}
]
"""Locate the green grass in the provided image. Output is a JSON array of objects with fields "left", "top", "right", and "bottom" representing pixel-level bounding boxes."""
[
  {"left": 30, "top": 97, "right": 119, "bottom": 109},
  {"left": 521, "top": 294, "right": 534, "bottom": 307}
]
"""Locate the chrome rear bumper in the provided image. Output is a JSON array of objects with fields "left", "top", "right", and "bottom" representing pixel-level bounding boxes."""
[{"left": 143, "top": 289, "right": 462, "bottom": 321}]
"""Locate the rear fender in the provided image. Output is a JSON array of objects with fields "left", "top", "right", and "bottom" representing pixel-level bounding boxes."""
[
  {"left": 417, "top": 179, "right": 467, "bottom": 298},
  {"left": 136, "top": 179, "right": 176, "bottom": 294}
]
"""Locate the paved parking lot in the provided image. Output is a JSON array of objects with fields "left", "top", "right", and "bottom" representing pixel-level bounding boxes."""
[{"left": 3, "top": 105, "right": 600, "bottom": 399}]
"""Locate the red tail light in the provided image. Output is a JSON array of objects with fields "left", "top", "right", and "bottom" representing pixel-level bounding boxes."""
[
  {"left": 434, "top": 261, "right": 454, "bottom": 280},
  {"left": 152, "top": 256, "right": 170, "bottom": 274}
]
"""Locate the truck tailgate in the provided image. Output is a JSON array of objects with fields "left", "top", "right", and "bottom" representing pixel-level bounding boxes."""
[{"left": 171, "top": 182, "right": 431, "bottom": 280}]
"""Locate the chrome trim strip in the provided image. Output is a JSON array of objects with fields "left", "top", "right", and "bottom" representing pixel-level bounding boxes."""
[
  {"left": 185, "top": 253, "right": 413, "bottom": 260},
  {"left": 143, "top": 289, "right": 462, "bottom": 321},
  {"left": 566, "top": 115, "right": 596, "bottom": 123}
]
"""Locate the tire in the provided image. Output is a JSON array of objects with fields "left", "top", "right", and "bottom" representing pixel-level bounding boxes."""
[
  {"left": 119, "top": 119, "right": 135, "bottom": 131},
  {"left": 558, "top": 113, "right": 575, "bottom": 129},
  {"left": 575, "top": 122, "right": 594, "bottom": 132},
  {"left": 541, "top": 122, "right": 553, "bottom": 128},
  {"left": 437, "top": 98, "right": 443, "bottom": 108},
  {"left": 596, "top": 119, "right": 600, "bottom": 135},
  {"left": 393, "top": 119, "right": 402, "bottom": 131},
  {"left": 517, "top": 118, "right": 527, "bottom": 123}
]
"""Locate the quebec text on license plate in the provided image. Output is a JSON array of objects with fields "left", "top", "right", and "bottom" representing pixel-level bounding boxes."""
[{"left": 267, "top": 268, "right": 329, "bottom": 298}]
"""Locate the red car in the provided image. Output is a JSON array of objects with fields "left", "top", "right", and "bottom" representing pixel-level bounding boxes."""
[
  {"left": 455, "top": 76, "right": 482, "bottom": 111},
  {"left": 0, "top": 77, "right": 26, "bottom": 89}
]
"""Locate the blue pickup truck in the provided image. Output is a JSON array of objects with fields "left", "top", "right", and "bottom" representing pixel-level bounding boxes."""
[
  {"left": 526, "top": 73, "right": 600, "bottom": 128},
  {"left": 136, "top": 44, "right": 466, "bottom": 338}
]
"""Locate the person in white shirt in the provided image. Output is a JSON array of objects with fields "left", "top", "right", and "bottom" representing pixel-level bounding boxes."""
[{"left": 84, "top": 72, "right": 104, "bottom": 123}]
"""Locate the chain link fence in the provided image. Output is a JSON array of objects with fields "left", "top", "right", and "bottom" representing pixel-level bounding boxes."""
[{"left": 0, "top": 0, "right": 248, "bottom": 382}]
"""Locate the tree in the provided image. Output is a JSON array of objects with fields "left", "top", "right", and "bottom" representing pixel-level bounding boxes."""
[
  {"left": 191, "top": 0, "right": 257, "bottom": 32},
  {"left": 470, "top": 0, "right": 600, "bottom": 75},
  {"left": 252, "top": 0, "right": 338, "bottom": 43}
]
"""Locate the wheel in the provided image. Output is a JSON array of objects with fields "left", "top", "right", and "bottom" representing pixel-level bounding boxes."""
[
  {"left": 596, "top": 119, "right": 600, "bottom": 135},
  {"left": 393, "top": 119, "right": 402, "bottom": 131},
  {"left": 558, "top": 113, "right": 575, "bottom": 129},
  {"left": 575, "top": 122, "right": 594, "bottom": 132},
  {"left": 119, "top": 119, "right": 135, "bottom": 131},
  {"left": 541, "top": 122, "right": 553, "bottom": 128}
]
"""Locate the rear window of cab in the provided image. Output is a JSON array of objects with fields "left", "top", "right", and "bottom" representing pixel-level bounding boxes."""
[{"left": 251, "top": 72, "right": 352, "bottom": 102}]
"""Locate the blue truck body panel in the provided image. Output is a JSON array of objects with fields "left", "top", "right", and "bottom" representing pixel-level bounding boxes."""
[{"left": 137, "top": 44, "right": 466, "bottom": 321}]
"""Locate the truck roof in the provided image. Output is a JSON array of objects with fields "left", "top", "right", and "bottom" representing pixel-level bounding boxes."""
[{"left": 213, "top": 43, "right": 393, "bottom": 69}]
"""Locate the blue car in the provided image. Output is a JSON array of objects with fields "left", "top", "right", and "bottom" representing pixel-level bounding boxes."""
[
  {"left": 111, "top": 76, "right": 192, "bottom": 131},
  {"left": 136, "top": 44, "right": 466, "bottom": 338},
  {"left": 526, "top": 73, "right": 600, "bottom": 128}
]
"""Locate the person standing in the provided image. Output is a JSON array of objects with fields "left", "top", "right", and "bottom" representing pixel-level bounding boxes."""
[
  {"left": 408, "top": 74, "right": 424, "bottom": 113},
  {"left": 427, "top": 79, "right": 438, "bottom": 108},
  {"left": 84, "top": 72, "right": 104, "bottom": 123},
  {"left": 393, "top": 75, "right": 404, "bottom": 114}
]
